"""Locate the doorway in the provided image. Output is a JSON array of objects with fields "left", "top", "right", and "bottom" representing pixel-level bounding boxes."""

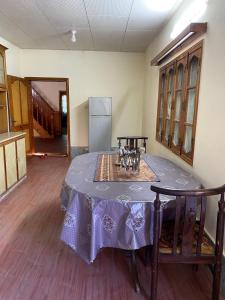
[{"left": 27, "top": 77, "right": 70, "bottom": 157}]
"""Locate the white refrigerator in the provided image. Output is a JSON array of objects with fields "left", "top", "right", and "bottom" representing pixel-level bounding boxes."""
[{"left": 88, "top": 97, "right": 112, "bottom": 152}]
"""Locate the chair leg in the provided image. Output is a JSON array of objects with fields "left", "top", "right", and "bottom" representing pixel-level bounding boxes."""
[
  {"left": 212, "top": 262, "right": 222, "bottom": 300},
  {"left": 145, "top": 246, "right": 149, "bottom": 266},
  {"left": 151, "top": 258, "right": 159, "bottom": 300},
  {"left": 131, "top": 250, "right": 141, "bottom": 293},
  {"left": 144, "top": 245, "right": 153, "bottom": 266},
  {"left": 192, "top": 264, "right": 199, "bottom": 272}
]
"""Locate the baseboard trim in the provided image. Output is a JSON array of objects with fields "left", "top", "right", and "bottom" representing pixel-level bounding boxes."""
[{"left": 70, "top": 146, "right": 89, "bottom": 158}]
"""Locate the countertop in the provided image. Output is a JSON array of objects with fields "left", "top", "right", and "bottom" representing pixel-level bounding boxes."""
[{"left": 0, "top": 131, "right": 26, "bottom": 144}]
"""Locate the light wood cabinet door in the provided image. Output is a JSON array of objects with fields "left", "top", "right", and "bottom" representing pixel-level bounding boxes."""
[
  {"left": 5, "top": 141, "right": 17, "bottom": 189},
  {"left": 8, "top": 76, "right": 31, "bottom": 153},
  {"left": 0, "top": 92, "right": 8, "bottom": 134},
  {"left": 9, "top": 79, "right": 22, "bottom": 127},
  {"left": 0, "top": 146, "right": 6, "bottom": 194},
  {"left": 16, "top": 138, "right": 26, "bottom": 179}
]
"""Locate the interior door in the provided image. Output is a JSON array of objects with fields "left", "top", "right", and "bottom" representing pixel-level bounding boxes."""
[{"left": 8, "top": 76, "right": 31, "bottom": 152}]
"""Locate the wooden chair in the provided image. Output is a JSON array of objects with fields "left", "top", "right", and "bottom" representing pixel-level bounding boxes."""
[
  {"left": 149, "top": 184, "right": 225, "bottom": 300},
  {"left": 117, "top": 136, "right": 148, "bottom": 153}
]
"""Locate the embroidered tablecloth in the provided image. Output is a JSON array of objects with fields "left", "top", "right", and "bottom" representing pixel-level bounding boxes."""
[
  {"left": 60, "top": 152, "right": 201, "bottom": 263},
  {"left": 94, "top": 153, "right": 158, "bottom": 182}
]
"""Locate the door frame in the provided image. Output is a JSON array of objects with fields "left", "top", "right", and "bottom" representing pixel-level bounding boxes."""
[{"left": 25, "top": 77, "right": 71, "bottom": 157}]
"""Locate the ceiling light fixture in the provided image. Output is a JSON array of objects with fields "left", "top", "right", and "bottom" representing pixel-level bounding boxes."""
[
  {"left": 146, "top": 0, "right": 182, "bottom": 12},
  {"left": 71, "top": 30, "right": 77, "bottom": 43}
]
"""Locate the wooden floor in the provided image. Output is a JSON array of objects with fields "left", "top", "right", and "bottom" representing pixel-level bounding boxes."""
[
  {"left": 34, "top": 134, "right": 67, "bottom": 154},
  {"left": 0, "top": 157, "right": 223, "bottom": 300}
]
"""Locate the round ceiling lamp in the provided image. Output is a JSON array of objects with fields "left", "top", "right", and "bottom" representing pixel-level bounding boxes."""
[{"left": 71, "top": 30, "right": 77, "bottom": 43}]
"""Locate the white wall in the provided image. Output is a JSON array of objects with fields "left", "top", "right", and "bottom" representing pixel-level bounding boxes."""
[
  {"left": 32, "top": 81, "right": 66, "bottom": 111},
  {"left": 19, "top": 50, "right": 145, "bottom": 147},
  {"left": 143, "top": 0, "right": 225, "bottom": 245}
]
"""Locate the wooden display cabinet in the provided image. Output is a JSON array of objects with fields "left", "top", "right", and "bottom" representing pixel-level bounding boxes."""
[{"left": 0, "top": 44, "right": 27, "bottom": 200}]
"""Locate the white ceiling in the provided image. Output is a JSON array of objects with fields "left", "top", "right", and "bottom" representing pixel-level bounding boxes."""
[{"left": 0, "top": 0, "right": 182, "bottom": 52}]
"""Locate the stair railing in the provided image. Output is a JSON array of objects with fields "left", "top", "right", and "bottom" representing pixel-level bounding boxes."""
[{"left": 32, "top": 88, "right": 56, "bottom": 137}]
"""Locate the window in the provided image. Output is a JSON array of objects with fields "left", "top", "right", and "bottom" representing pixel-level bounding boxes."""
[
  {"left": 156, "top": 41, "right": 202, "bottom": 165},
  {"left": 61, "top": 95, "right": 67, "bottom": 113}
]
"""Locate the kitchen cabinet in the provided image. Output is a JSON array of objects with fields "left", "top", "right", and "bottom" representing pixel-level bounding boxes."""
[{"left": 0, "top": 132, "right": 27, "bottom": 199}]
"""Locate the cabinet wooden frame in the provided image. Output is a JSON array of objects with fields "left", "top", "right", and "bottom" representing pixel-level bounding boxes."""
[{"left": 155, "top": 41, "right": 203, "bottom": 165}]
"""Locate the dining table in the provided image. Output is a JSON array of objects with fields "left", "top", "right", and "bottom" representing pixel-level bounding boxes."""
[{"left": 60, "top": 152, "right": 201, "bottom": 264}]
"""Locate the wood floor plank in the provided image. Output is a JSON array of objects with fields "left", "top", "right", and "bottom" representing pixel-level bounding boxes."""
[{"left": 0, "top": 156, "right": 224, "bottom": 300}]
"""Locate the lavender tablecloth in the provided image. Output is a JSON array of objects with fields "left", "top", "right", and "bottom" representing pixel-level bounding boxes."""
[{"left": 60, "top": 152, "right": 201, "bottom": 263}]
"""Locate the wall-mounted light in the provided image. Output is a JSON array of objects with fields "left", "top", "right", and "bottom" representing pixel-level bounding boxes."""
[
  {"left": 151, "top": 22, "right": 207, "bottom": 66},
  {"left": 171, "top": 0, "right": 208, "bottom": 39},
  {"left": 71, "top": 30, "right": 77, "bottom": 43}
]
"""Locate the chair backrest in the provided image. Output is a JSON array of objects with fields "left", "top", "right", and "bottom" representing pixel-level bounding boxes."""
[{"left": 151, "top": 184, "right": 225, "bottom": 258}]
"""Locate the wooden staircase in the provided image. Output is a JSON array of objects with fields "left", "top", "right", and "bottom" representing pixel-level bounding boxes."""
[
  {"left": 32, "top": 88, "right": 61, "bottom": 138},
  {"left": 33, "top": 118, "right": 53, "bottom": 139}
]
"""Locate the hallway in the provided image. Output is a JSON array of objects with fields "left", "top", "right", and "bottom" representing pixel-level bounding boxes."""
[{"left": 34, "top": 135, "right": 67, "bottom": 154}]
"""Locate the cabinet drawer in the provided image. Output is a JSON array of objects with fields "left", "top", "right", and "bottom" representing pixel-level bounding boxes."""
[
  {"left": 5, "top": 141, "right": 17, "bottom": 189},
  {"left": 0, "top": 146, "right": 6, "bottom": 194}
]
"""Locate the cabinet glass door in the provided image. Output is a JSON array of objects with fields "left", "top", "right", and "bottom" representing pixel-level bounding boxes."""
[
  {"left": 163, "top": 65, "right": 175, "bottom": 146},
  {"left": 156, "top": 70, "right": 166, "bottom": 142},
  {"left": 182, "top": 48, "right": 201, "bottom": 160},
  {"left": 171, "top": 58, "right": 186, "bottom": 154}
]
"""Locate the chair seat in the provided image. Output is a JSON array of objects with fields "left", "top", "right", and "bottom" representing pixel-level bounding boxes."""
[{"left": 159, "top": 221, "right": 214, "bottom": 255}]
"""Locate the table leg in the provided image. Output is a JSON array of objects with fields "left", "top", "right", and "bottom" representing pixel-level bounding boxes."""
[
  {"left": 143, "top": 139, "right": 147, "bottom": 153},
  {"left": 118, "top": 139, "right": 121, "bottom": 148},
  {"left": 131, "top": 250, "right": 141, "bottom": 293},
  {"left": 135, "top": 139, "right": 138, "bottom": 150},
  {"left": 121, "top": 250, "right": 141, "bottom": 293}
]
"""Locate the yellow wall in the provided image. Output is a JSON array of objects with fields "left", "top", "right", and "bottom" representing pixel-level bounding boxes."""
[
  {"left": 142, "top": 0, "right": 225, "bottom": 245},
  {"left": 0, "top": 36, "right": 21, "bottom": 77},
  {"left": 19, "top": 50, "right": 145, "bottom": 147}
]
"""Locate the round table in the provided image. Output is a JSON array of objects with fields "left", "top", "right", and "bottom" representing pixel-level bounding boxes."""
[{"left": 60, "top": 152, "right": 201, "bottom": 263}]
